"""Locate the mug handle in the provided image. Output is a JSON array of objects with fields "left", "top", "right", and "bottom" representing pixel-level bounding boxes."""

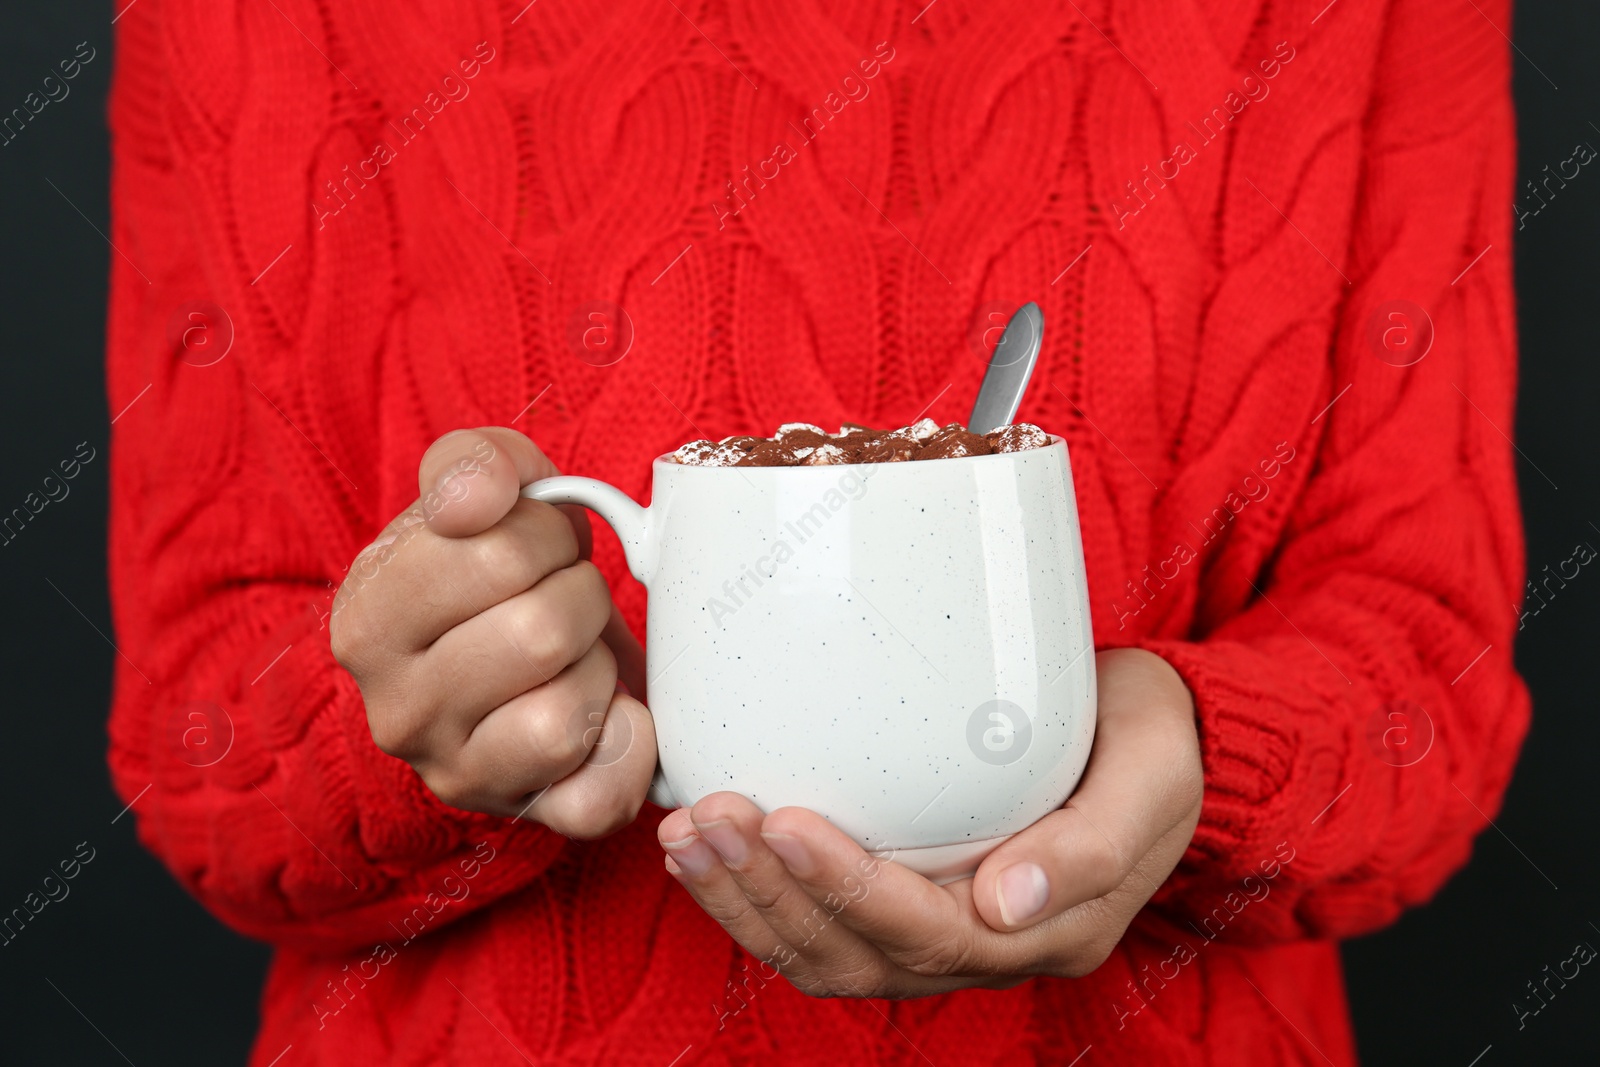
[{"left": 520, "top": 476, "right": 676, "bottom": 809}]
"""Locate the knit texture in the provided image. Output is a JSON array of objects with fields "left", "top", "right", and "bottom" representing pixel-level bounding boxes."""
[{"left": 105, "top": 1, "right": 1529, "bottom": 1063}]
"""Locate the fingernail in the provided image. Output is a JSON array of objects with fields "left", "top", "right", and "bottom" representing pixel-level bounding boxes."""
[
  {"left": 997, "top": 863, "right": 1050, "bottom": 927},
  {"left": 695, "top": 820, "right": 749, "bottom": 867},
  {"left": 369, "top": 530, "right": 399, "bottom": 552},
  {"left": 760, "top": 832, "right": 815, "bottom": 878},
  {"left": 369, "top": 512, "right": 425, "bottom": 552},
  {"left": 662, "top": 835, "right": 718, "bottom": 878}
]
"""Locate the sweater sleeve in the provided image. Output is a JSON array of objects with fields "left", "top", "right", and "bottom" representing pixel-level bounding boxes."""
[
  {"left": 1136, "top": 0, "right": 1531, "bottom": 943},
  {"left": 102, "top": 10, "right": 563, "bottom": 955}
]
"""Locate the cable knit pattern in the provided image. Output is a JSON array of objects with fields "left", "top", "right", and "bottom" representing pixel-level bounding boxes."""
[{"left": 105, "top": 1, "right": 1528, "bottom": 1063}]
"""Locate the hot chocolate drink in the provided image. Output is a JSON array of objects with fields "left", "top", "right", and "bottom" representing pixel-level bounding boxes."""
[{"left": 671, "top": 419, "right": 1049, "bottom": 467}]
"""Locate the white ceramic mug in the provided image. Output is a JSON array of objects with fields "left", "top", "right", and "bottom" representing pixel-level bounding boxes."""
[{"left": 521, "top": 437, "right": 1096, "bottom": 882}]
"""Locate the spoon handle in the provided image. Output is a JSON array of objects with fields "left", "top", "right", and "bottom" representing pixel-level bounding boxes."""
[{"left": 967, "top": 302, "right": 1044, "bottom": 435}]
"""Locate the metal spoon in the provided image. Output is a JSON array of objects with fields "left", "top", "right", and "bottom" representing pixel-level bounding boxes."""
[{"left": 967, "top": 302, "right": 1044, "bottom": 435}]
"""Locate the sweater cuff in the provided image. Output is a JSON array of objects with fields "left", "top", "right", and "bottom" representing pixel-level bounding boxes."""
[{"left": 1129, "top": 634, "right": 1350, "bottom": 939}]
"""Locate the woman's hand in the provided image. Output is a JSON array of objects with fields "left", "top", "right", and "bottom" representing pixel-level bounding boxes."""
[
  {"left": 332, "top": 427, "right": 656, "bottom": 838},
  {"left": 655, "top": 648, "right": 1202, "bottom": 997}
]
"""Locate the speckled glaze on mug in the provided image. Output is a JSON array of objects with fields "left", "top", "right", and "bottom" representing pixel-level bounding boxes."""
[{"left": 521, "top": 437, "right": 1095, "bottom": 882}]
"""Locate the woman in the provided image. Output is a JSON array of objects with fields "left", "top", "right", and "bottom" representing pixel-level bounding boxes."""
[{"left": 105, "top": 0, "right": 1528, "bottom": 1062}]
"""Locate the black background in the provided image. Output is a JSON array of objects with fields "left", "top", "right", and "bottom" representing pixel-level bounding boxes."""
[{"left": 0, "top": 3, "right": 1594, "bottom": 1064}]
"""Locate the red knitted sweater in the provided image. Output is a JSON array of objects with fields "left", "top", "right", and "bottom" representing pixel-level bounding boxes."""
[{"left": 105, "top": 1, "right": 1530, "bottom": 1063}]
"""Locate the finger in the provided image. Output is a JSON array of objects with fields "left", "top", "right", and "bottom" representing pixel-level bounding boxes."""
[
  {"left": 758, "top": 806, "right": 1005, "bottom": 981},
  {"left": 971, "top": 651, "right": 1203, "bottom": 932},
  {"left": 762, "top": 802, "right": 1137, "bottom": 985},
  {"left": 419, "top": 560, "right": 612, "bottom": 718},
  {"left": 428, "top": 639, "right": 617, "bottom": 810},
  {"left": 693, "top": 793, "right": 889, "bottom": 979},
  {"left": 656, "top": 806, "right": 795, "bottom": 969},
  {"left": 600, "top": 604, "right": 646, "bottom": 699},
  {"left": 529, "top": 690, "right": 659, "bottom": 838},
  {"left": 418, "top": 427, "right": 590, "bottom": 549},
  {"left": 338, "top": 498, "right": 587, "bottom": 662}
]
